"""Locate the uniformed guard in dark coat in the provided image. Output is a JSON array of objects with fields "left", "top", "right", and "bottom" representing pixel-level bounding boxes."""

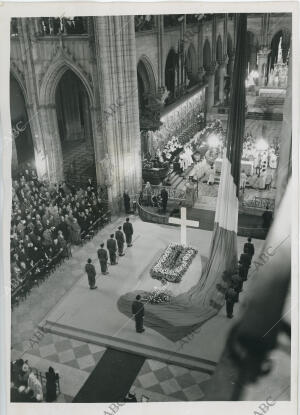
[
  {"left": 107, "top": 234, "right": 118, "bottom": 265},
  {"left": 97, "top": 243, "right": 109, "bottom": 275},
  {"left": 123, "top": 191, "right": 131, "bottom": 214},
  {"left": 160, "top": 188, "right": 168, "bottom": 213},
  {"left": 115, "top": 226, "right": 125, "bottom": 256},
  {"left": 85, "top": 258, "right": 97, "bottom": 289},
  {"left": 225, "top": 287, "right": 238, "bottom": 318},
  {"left": 231, "top": 272, "right": 243, "bottom": 302},
  {"left": 123, "top": 217, "right": 133, "bottom": 247},
  {"left": 244, "top": 237, "right": 255, "bottom": 260},
  {"left": 239, "top": 249, "right": 252, "bottom": 280},
  {"left": 131, "top": 294, "right": 145, "bottom": 333}
]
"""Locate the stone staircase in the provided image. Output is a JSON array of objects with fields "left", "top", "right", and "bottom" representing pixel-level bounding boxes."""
[
  {"left": 166, "top": 165, "right": 195, "bottom": 190},
  {"left": 246, "top": 112, "right": 283, "bottom": 121},
  {"left": 247, "top": 93, "right": 284, "bottom": 121},
  {"left": 254, "top": 95, "right": 285, "bottom": 107}
]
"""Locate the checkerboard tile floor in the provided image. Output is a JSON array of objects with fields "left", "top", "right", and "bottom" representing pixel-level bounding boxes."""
[
  {"left": 132, "top": 359, "right": 212, "bottom": 401},
  {"left": 23, "top": 333, "right": 106, "bottom": 374}
]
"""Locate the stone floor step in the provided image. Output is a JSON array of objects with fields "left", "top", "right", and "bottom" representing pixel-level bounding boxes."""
[{"left": 41, "top": 320, "right": 217, "bottom": 373}]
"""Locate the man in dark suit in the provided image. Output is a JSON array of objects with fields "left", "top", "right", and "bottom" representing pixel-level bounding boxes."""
[
  {"left": 97, "top": 243, "right": 109, "bottom": 275},
  {"left": 107, "top": 234, "right": 118, "bottom": 265},
  {"left": 239, "top": 248, "right": 252, "bottom": 280},
  {"left": 123, "top": 217, "right": 133, "bottom": 247},
  {"left": 131, "top": 294, "right": 145, "bottom": 333},
  {"left": 115, "top": 226, "right": 125, "bottom": 256},
  {"left": 160, "top": 188, "right": 168, "bottom": 213},
  {"left": 225, "top": 286, "right": 238, "bottom": 318},
  {"left": 85, "top": 258, "right": 97, "bottom": 289},
  {"left": 244, "top": 237, "right": 255, "bottom": 260},
  {"left": 123, "top": 191, "right": 131, "bottom": 214}
]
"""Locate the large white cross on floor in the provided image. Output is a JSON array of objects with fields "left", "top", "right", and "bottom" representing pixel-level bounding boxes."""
[{"left": 168, "top": 207, "right": 199, "bottom": 246}]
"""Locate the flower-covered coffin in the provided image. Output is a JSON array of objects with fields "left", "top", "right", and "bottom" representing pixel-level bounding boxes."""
[{"left": 150, "top": 243, "right": 197, "bottom": 283}]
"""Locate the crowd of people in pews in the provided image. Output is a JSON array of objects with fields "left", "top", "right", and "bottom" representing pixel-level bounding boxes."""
[
  {"left": 11, "top": 358, "right": 59, "bottom": 402},
  {"left": 11, "top": 167, "right": 109, "bottom": 301}
]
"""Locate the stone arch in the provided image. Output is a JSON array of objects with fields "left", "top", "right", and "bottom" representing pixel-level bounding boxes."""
[
  {"left": 137, "top": 55, "right": 157, "bottom": 95},
  {"left": 269, "top": 29, "right": 291, "bottom": 69},
  {"left": 10, "top": 73, "right": 35, "bottom": 170},
  {"left": 269, "top": 26, "right": 291, "bottom": 48},
  {"left": 203, "top": 39, "right": 211, "bottom": 71},
  {"left": 39, "top": 59, "right": 97, "bottom": 183},
  {"left": 227, "top": 33, "right": 233, "bottom": 57},
  {"left": 216, "top": 35, "right": 223, "bottom": 63},
  {"left": 10, "top": 65, "right": 28, "bottom": 104},
  {"left": 164, "top": 48, "right": 177, "bottom": 98},
  {"left": 247, "top": 30, "right": 259, "bottom": 71},
  {"left": 186, "top": 43, "right": 197, "bottom": 86},
  {"left": 39, "top": 57, "right": 94, "bottom": 107}
]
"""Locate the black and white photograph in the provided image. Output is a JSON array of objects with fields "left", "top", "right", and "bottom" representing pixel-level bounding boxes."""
[{"left": 0, "top": 3, "right": 298, "bottom": 412}]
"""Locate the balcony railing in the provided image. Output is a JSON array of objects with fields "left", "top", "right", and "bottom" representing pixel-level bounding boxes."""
[
  {"left": 142, "top": 184, "right": 186, "bottom": 201},
  {"left": 241, "top": 196, "right": 275, "bottom": 211},
  {"left": 134, "top": 15, "right": 155, "bottom": 32},
  {"left": 37, "top": 17, "right": 88, "bottom": 36}
]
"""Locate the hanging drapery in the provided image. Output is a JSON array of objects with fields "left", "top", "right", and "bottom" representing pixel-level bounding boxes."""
[{"left": 118, "top": 14, "right": 248, "bottom": 342}]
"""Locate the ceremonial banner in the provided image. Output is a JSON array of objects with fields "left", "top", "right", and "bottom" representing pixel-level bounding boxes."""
[{"left": 118, "top": 14, "right": 248, "bottom": 341}]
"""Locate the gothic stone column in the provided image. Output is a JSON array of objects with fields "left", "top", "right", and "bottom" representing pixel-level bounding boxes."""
[
  {"left": 218, "top": 56, "right": 228, "bottom": 104},
  {"left": 206, "top": 63, "right": 216, "bottom": 111},
  {"left": 93, "top": 16, "right": 142, "bottom": 211},
  {"left": 39, "top": 105, "right": 64, "bottom": 183},
  {"left": 257, "top": 47, "right": 270, "bottom": 86},
  {"left": 197, "top": 23, "right": 205, "bottom": 82}
]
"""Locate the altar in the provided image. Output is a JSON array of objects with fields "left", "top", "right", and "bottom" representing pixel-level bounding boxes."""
[{"left": 215, "top": 158, "right": 254, "bottom": 176}]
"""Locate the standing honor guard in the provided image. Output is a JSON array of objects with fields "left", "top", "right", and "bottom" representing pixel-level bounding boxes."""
[
  {"left": 123, "top": 217, "right": 133, "bottom": 247},
  {"left": 107, "top": 234, "right": 118, "bottom": 265},
  {"left": 97, "top": 243, "right": 109, "bottom": 275},
  {"left": 115, "top": 226, "right": 125, "bottom": 256},
  {"left": 132, "top": 294, "right": 145, "bottom": 333},
  {"left": 85, "top": 258, "right": 97, "bottom": 289}
]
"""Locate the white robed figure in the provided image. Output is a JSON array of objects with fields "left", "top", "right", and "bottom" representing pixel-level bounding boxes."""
[
  {"left": 207, "top": 165, "right": 216, "bottom": 185},
  {"left": 269, "top": 150, "right": 278, "bottom": 169},
  {"left": 185, "top": 145, "right": 194, "bottom": 167}
]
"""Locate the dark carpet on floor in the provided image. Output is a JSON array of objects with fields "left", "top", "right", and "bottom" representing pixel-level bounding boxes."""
[{"left": 73, "top": 348, "right": 145, "bottom": 403}]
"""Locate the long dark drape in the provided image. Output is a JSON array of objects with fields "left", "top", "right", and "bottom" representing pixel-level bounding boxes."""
[
  {"left": 118, "top": 14, "right": 248, "bottom": 342},
  {"left": 226, "top": 13, "right": 248, "bottom": 194}
]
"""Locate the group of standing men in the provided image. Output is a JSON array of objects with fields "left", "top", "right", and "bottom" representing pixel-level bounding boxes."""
[
  {"left": 85, "top": 217, "right": 134, "bottom": 289},
  {"left": 225, "top": 237, "right": 255, "bottom": 318}
]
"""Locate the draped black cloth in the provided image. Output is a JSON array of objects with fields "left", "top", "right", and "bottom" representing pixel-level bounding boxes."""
[{"left": 118, "top": 14, "right": 248, "bottom": 342}]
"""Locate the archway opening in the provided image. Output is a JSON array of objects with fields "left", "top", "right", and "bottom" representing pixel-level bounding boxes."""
[
  {"left": 10, "top": 75, "right": 35, "bottom": 174},
  {"left": 137, "top": 58, "right": 157, "bottom": 155},
  {"left": 165, "top": 49, "right": 177, "bottom": 102},
  {"left": 55, "top": 69, "right": 96, "bottom": 185},
  {"left": 186, "top": 44, "right": 197, "bottom": 87},
  {"left": 215, "top": 35, "right": 223, "bottom": 104},
  {"left": 247, "top": 31, "right": 258, "bottom": 73},
  {"left": 269, "top": 30, "right": 290, "bottom": 70},
  {"left": 203, "top": 39, "right": 211, "bottom": 72},
  {"left": 137, "top": 59, "right": 155, "bottom": 112}
]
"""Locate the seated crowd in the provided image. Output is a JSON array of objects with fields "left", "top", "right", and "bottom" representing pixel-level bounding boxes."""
[
  {"left": 11, "top": 359, "right": 59, "bottom": 402},
  {"left": 11, "top": 167, "right": 110, "bottom": 304}
]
